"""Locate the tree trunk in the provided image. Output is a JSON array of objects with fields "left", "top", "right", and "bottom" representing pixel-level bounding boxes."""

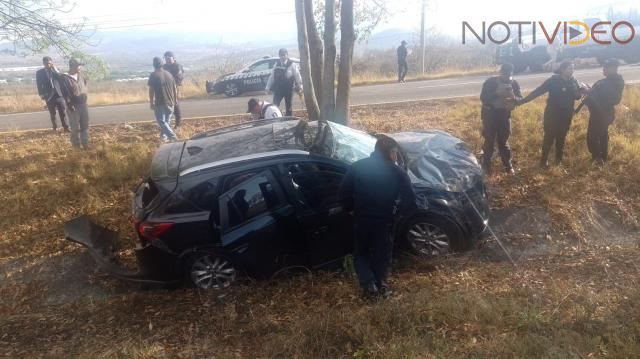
[
  {"left": 321, "top": 0, "right": 336, "bottom": 123},
  {"left": 295, "top": 0, "right": 320, "bottom": 122},
  {"left": 304, "top": 0, "right": 323, "bottom": 106},
  {"left": 335, "top": 0, "right": 354, "bottom": 125}
]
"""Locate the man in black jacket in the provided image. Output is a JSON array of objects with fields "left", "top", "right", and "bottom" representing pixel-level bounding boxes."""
[
  {"left": 518, "top": 60, "right": 585, "bottom": 167},
  {"left": 163, "top": 51, "right": 185, "bottom": 128},
  {"left": 35, "top": 56, "right": 69, "bottom": 132},
  {"left": 584, "top": 58, "right": 625, "bottom": 164},
  {"left": 479, "top": 63, "right": 522, "bottom": 175},
  {"left": 339, "top": 136, "right": 417, "bottom": 299}
]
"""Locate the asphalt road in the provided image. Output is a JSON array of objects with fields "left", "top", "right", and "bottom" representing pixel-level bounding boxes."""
[{"left": 2, "top": 65, "right": 639, "bottom": 132}]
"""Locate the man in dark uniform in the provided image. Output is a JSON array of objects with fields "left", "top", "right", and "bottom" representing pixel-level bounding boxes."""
[
  {"left": 518, "top": 61, "right": 586, "bottom": 167},
  {"left": 35, "top": 56, "right": 69, "bottom": 132},
  {"left": 162, "top": 51, "right": 185, "bottom": 128},
  {"left": 397, "top": 41, "right": 409, "bottom": 83},
  {"left": 339, "top": 136, "right": 417, "bottom": 299},
  {"left": 479, "top": 63, "right": 522, "bottom": 175},
  {"left": 583, "top": 58, "right": 625, "bottom": 164}
]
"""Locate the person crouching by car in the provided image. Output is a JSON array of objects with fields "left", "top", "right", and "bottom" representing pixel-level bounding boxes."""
[
  {"left": 59, "top": 58, "right": 90, "bottom": 149},
  {"left": 479, "top": 63, "right": 522, "bottom": 175},
  {"left": 247, "top": 98, "right": 282, "bottom": 120},
  {"left": 148, "top": 57, "right": 179, "bottom": 142},
  {"left": 265, "top": 48, "right": 302, "bottom": 116},
  {"left": 339, "top": 135, "right": 417, "bottom": 300}
]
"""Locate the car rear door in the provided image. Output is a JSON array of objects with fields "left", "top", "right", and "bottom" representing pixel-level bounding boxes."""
[
  {"left": 217, "top": 168, "right": 300, "bottom": 276},
  {"left": 280, "top": 161, "right": 353, "bottom": 268}
]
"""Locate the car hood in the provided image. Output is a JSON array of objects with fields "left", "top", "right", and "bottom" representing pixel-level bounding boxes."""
[{"left": 387, "top": 131, "right": 483, "bottom": 192}]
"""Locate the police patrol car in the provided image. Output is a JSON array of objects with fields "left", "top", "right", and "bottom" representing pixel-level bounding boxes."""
[{"left": 206, "top": 56, "right": 300, "bottom": 97}]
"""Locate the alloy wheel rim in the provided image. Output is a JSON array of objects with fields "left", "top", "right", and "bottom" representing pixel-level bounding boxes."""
[
  {"left": 407, "top": 222, "right": 451, "bottom": 256},
  {"left": 190, "top": 255, "right": 237, "bottom": 290},
  {"left": 225, "top": 83, "right": 238, "bottom": 96}
]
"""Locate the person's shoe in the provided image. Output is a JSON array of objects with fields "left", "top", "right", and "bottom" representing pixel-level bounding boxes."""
[
  {"left": 63, "top": 127, "right": 70, "bottom": 133},
  {"left": 505, "top": 167, "right": 515, "bottom": 175},
  {"left": 81, "top": 144, "right": 91, "bottom": 150},
  {"left": 378, "top": 285, "right": 393, "bottom": 299},
  {"left": 539, "top": 160, "right": 549, "bottom": 169},
  {"left": 361, "top": 284, "right": 379, "bottom": 301}
]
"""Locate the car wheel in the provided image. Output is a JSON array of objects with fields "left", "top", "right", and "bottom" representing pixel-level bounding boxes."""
[
  {"left": 186, "top": 253, "right": 237, "bottom": 290},
  {"left": 224, "top": 83, "right": 240, "bottom": 97},
  {"left": 402, "top": 215, "right": 467, "bottom": 257}
]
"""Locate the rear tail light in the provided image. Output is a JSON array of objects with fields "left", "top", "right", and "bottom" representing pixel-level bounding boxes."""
[{"left": 132, "top": 219, "right": 174, "bottom": 244}]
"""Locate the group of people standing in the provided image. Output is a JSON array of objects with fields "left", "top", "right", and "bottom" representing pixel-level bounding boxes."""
[
  {"left": 480, "top": 59, "right": 625, "bottom": 175},
  {"left": 36, "top": 51, "right": 185, "bottom": 146},
  {"left": 36, "top": 57, "right": 90, "bottom": 149}
]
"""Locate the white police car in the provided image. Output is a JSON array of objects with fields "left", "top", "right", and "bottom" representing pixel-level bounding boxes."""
[{"left": 206, "top": 56, "right": 300, "bottom": 97}]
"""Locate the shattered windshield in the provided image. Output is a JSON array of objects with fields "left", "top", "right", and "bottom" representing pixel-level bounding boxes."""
[{"left": 323, "top": 122, "right": 375, "bottom": 163}]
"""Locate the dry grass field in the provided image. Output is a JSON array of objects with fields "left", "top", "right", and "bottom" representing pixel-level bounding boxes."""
[{"left": 1, "top": 86, "right": 639, "bottom": 358}]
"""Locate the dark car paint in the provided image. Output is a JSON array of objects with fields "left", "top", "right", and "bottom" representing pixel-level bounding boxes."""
[{"left": 206, "top": 58, "right": 300, "bottom": 96}]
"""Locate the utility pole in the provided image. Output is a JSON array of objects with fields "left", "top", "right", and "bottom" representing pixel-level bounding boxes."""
[{"left": 420, "top": 0, "right": 426, "bottom": 73}]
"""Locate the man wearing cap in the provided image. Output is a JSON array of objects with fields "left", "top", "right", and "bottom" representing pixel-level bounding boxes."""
[
  {"left": 35, "top": 56, "right": 69, "bottom": 132},
  {"left": 162, "top": 51, "right": 185, "bottom": 128},
  {"left": 583, "top": 58, "right": 625, "bottom": 165},
  {"left": 148, "top": 57, "right": 179, "bottom": 142},
  {"left": 59, "top": 58, "right": 90, "bottom": 149},
  {"left": 265, "top": 48, "right": 302, "bottom": 116},
  {"left": 247, "top": 98, "right": 282, "bottom": 120},
  {"left": 397, "top": 40, "right": 409, "bottom": 83},
  {"left": 479, "top": 63, "right": 522, "bottom": 175}
]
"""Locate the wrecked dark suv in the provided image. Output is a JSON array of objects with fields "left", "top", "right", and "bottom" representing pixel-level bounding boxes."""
[{"left": 65, "top": 118, "right": 489, "bottom": 290}]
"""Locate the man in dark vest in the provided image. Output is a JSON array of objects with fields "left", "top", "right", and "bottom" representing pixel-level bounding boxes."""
[
  {"left": 479, "top": 63, "right": 522, "bottom": 175},
  {"left": 35, "top": 56, "right": 69, "bottom": 132},
  {"left": 583, "top": 58, "right": 625, "bottom": 165},
  {"left": 265, "top": 48, "right": 302, "bottom": 116}
]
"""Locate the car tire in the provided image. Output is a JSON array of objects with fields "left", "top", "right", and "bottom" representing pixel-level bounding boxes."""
[
  {"left": 184, "top": 252, "right": 237, "bottom": 290},
  {"left": 223, "top": 83, "right": 241, "bottom": 97},
  {"left": 401, "top": 215, "right": 468, "bottom": 257}
]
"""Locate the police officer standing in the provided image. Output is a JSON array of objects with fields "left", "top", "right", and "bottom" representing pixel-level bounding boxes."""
[
  {"left": 479, "top": 63, "right": 522, "bottom": 175},
  {"left": 339, "top": 136, "right": 417, "bottom": 299},
  {"left": 162, "top": 51, "right": 185, "bottom": 128},
  {"left": 518, "top": 60, "right": 586, "bottom": 167},
  {"left": 583, "top": 58, "right": 625, "bottom": 165},
  {"left": 265, "top": 48, "right": 302, "bottom": 116}
]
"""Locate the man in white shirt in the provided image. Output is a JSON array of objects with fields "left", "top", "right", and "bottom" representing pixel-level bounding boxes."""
[{"left": 247, "top": 98, "right": 283, "bottom": 120}]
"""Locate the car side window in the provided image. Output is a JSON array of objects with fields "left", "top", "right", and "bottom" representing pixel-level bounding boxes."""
[
  {"left": 220, "top": 172, "right": 281, "bottom": 229},
  {"left": 249, "top": 61, "right": 271, "bottom": 72},
  {"left": 286, "top": 162, "right": 345, "bottom": 209}
]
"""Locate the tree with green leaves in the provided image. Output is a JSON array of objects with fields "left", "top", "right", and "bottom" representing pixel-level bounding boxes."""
[{"left": 0, "top": 0, "right": 90, "bottom": 55}]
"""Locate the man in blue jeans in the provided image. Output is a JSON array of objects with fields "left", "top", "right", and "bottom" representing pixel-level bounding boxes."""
[
  {"left": 339, "top": 136, "right": 417, "bottom": 299},
  {"left": 148, "top": 57, "right": 178, "bottom": 142}
]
